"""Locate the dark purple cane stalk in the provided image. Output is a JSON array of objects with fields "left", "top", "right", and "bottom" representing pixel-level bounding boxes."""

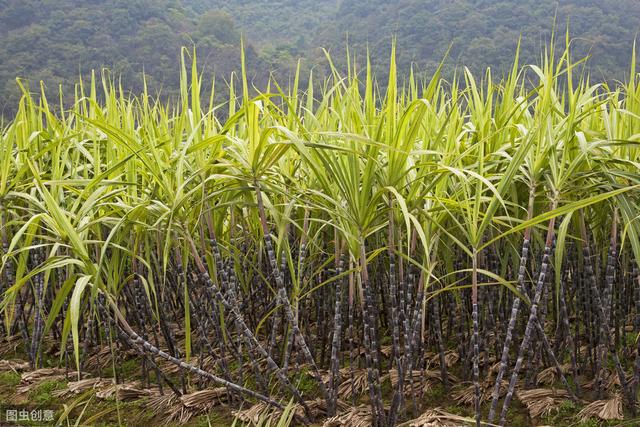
[
  {"left": 632, "top": 269, "right": 640, "bottom": 397},
  {"left": 123, "top": 275, "right": 150, "bottom": 384},
  {"left": 0, "top": 207, "right": 9, "bottom": 337},
  {"left": 576, "top": 246, "right": 595, "bottom": 376},
  {"left": 558, "top": 270, "right": 580, "bottom": 396},
  {"left": 130, "top": 248, "right": 154, "bottom": 387},
  {"left": 634, "top": 267, "right": 640, "bottom": 335},
  {"left": 387, "top": 210, "right": 404, "bottom": 426},
  {"left": 347, "top": 260, "right": 357, "bottom": 405},
  {"left": 433, "top": 290, "right": 448, "bottom": 390},
  {"left": 321, "top": 272, "right": 333, "bottom": 368},
  {"left": 532, "top": 317, "right": 576, "bottom": 400},
  {"left": 580, "top": 213, "right": 635, "bottom": 414},
  {"left": 216, "top": 207, "right": 247, "bottom": 384},
  {"left": 360, "top": 241, "right": 386, "bottom": 427},
  {"left": 102, "top": 296, "right": 301, "bottom": 419},
  {"left": 96, "top": 291, "right": 181, "bottom": 397},
  {"left": 488, "top": 188, "right": 535, "bottom": 423},
  {"left": 254, "top": 182, "right": 329, "bottom": 403},
  {"left": 525, "top": 271, "right": 549, "bottom": 388},
  {"left": 471, "top": 250, "right": 481, "bottom": 427},
  {"left": 284, "top": 212, "right": 310, "bottom": 372},
  {"left": 268, "top": 288, "right": 283, "bottom": 358},
  {"left": 186, "top": 271, "right": 234, "bottom": 385},
  {"left": 185, "top": 235, "right": 314, "bottom": 419},
  {"left": 327, "top": 249, "right": 345, "bottom": 416},
  {"left": 158, "top": 274, "right": 186, "bottom": 393},
  {"left": 603, "top": 212, "right": 618, "bottom": 327},
  {"left": 30, "top": 247, "right": 45, "bottom": 369},
  {"left": 13, "top": 283, "right": 31, "bottom": 360},
  {"left": 498, "top": 198, "right": 558, "bottom": 426},
  {"left": 407, "top": 269, "right": 426, "bottom": 413}
]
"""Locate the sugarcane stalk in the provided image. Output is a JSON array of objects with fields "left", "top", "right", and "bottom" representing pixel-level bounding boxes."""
[
  {"left": 471, "top": 248, "right": 481, "bottom": 427},
  {"left": 284, "top": 212, "right": 310, "bottom": 372},
  {"left": 104, "top": 296, "right": 301, "bottom": 420},
  {"left": 185, "top": 233, "right": 314, "bottom": 419},
  {"left": 30, "top": 247, "right": 45, "bottom": 369},
  {"left": 254, "top": 181, "right": 329, "bottom": 403},
  {"left": 433, "top": 290, "right": 448, "bottom": 390},
  {"left": 360, "top": 240, "right": 386, "bottom": 427},
  {"left": 488, "top": 186, "right": 535, "bottom": 423},
  {"left": 407, "top": 269, "right": 426, "bottom": 413},
  {"left": 498, "top": 197, "right": 558, "bottom": 426},
  {"left": 632, "top": 268, "right": 640, "bottom": 396},
  {"left": 327, "top": 249, "right": 345, "bottom": 416},
  {"left": 580, "top": 212, "right": 635, "bottom": 414},
  {"left": 387, "top": 208, "right": 404, "bottom": 426},
  {"left": 347, "top": 260, "right": 357, "bottom": 405}
]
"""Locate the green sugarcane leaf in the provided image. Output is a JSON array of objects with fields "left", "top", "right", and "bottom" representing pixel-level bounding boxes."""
[{"left": 70, "top": 275, "right": 92, "bottom": 373}]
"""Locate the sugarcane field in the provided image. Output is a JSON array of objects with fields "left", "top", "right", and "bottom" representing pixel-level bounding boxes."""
[{"left": 2, "top": 27, "right": 640, "bottom": 426}]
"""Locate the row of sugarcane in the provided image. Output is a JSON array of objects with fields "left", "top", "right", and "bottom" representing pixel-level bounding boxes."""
[{"left": 1, "top": 40, "right": 640, "bottom": 426}]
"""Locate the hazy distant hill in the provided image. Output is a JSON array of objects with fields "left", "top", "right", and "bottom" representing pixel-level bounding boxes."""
[
  {"left": 313, "top": 0, "right": 640, "bottom": 80},
  {"left": 0, "top": 0, "right": 263, "bottom": 114},
  {"left": 1, "top": 0, "right": 639, "bottom": 115},
  {"left": 193, "top": 0, "right": 640, "bottom": 78}
]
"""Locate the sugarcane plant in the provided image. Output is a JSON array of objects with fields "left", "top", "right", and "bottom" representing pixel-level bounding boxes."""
[{"left": 1, "top": 38, "right": 640, "bottom": 427}]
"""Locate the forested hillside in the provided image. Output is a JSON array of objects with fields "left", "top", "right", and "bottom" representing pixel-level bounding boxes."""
[
  {"left": 0, "top": 0, "right": 263, "bottom": 114},
  {"left": 1, "top": 0, "right": 639, "bottom": 115},
  {"left": 187, "top": 0, "right": 640, "bottom": 78},
  {"left": 315, "top": 0, "right": 640, "bottom": 80}
]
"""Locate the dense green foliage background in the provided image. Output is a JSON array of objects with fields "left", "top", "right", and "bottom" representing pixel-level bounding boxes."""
[
  {"left": 318, "top": 0, "right": 640, "bottom": 75},
  {"left": 1, "top": 0, "right": 639, "bottom": 115},
  {"left": 0, "top": 0, "right": 264, "bottom": 114}
]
